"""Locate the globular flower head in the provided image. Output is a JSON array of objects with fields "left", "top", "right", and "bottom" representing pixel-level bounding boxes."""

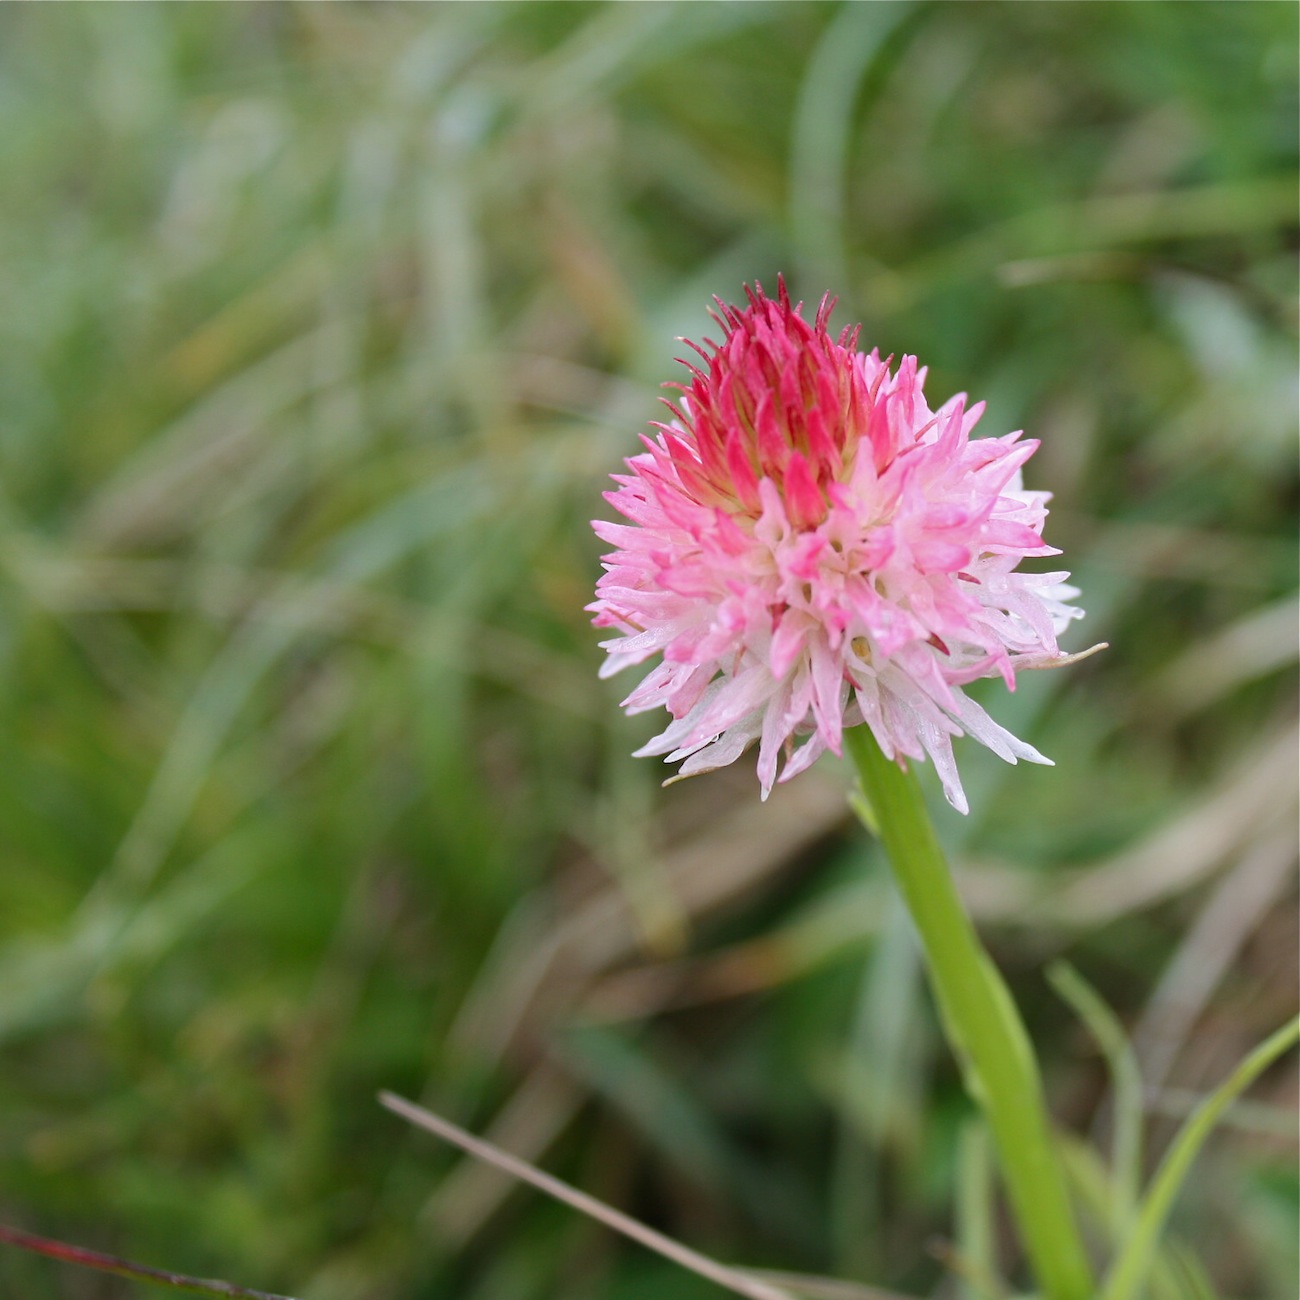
[{"left": 589, "top": 279, "right": 1086, "bottom": 813}]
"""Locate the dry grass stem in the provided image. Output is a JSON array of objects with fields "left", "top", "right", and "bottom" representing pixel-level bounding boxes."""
[{"left": 380, "top": 1090, "right": 798, "bottom": 1300}]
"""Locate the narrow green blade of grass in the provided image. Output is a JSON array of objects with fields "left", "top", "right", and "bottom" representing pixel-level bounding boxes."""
[
  {"left": 1047, "top": 961, "right": 1144, "bottom": 1235},
  {"left": 1100, "top": 1018, "right": 1300, "bottom": 1300}
]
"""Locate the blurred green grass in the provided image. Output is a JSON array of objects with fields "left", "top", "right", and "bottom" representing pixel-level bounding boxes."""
[{"left": 0, "top": 3, "right": 1295, "bottom": 1298}]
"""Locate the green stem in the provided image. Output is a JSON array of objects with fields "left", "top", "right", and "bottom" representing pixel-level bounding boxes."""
[{"left": 844, "top": 728, "right": 1094, "bottom": 1300}]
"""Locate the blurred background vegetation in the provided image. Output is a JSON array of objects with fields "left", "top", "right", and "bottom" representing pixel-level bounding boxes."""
[{"left": 0, "top": 3, "right": 1295, "bottom": 1298}]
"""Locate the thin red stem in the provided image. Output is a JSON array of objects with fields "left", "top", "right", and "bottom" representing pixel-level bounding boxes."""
[{"left": 0, "top": 1223, "right": 299, "bottom": 1300}]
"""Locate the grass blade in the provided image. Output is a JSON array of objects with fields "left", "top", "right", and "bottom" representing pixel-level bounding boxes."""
[
  {"left": 1100, "top": 1017, "right": 1300, "bottom": 1300},
  {"left": 1047, "top": 960, "right": 1144, "bottom": 1234}
]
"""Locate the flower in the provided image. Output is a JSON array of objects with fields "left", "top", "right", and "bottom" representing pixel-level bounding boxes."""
[{"left": 589, "top": 279, "right": 1087, "bottom": 813}]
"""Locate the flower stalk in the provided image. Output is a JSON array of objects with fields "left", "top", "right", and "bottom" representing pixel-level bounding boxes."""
[{"left": 844, "top": 725, "right": 1094, "bottom": 1300}]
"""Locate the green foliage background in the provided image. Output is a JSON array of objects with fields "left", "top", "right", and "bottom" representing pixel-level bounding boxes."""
[{"left": 0, "top": 3, "right": 1295, "bottom": 1297}]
